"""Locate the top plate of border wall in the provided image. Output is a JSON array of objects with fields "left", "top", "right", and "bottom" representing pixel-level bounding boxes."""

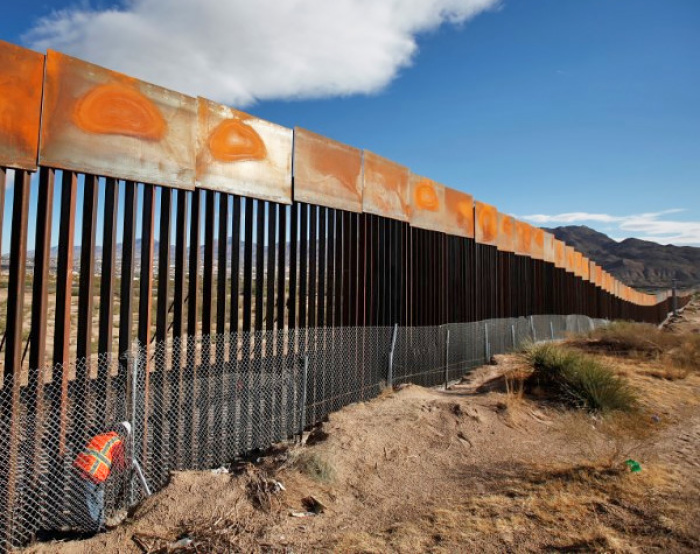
[
  {"left": 197, "top": 97, "right": 292, "bottom": 203},
  {"left": 0, "top": 41, "right": 44, "bottom": 170},
  {"left": 293, "top": 127, "right": 362, "bottom": 211},
  {"left": 362, "top": 150, "right": 410, "bottom": 221},
  {"left": 40, "top": 50, "right": 196, "bottom": 189}
]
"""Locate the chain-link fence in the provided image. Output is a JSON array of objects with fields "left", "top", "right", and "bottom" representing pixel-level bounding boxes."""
[{"left": 0, "top": 314, "right": 607, "bottom": 551}]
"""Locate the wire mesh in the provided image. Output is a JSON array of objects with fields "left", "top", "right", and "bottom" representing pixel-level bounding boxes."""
[
  {"left": 0, "top": 315, "right": 611, "bottom": 551},
  {"left": 0, "top": 353, "right": 130, "bottom": 549}
]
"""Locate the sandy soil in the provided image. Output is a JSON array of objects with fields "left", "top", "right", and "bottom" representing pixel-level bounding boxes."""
[{"left": 26, "top": 300, "right": 700, "bottom": 553}]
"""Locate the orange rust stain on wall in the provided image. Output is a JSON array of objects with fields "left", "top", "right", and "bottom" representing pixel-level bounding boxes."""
[
  {"left": 208, "top": 118, "right": 266, "bottom": 162},
  {"left": 413, "top": 179, "right": 440, "bottom": 212},
  {"left": 296, "top": 130, "right": 361, "bottom": 197},
  {"left": 498, "top": 213, "right": 515, "bottom": 252},
  {"left": 531, "top": 228, "right": 544, "bottom": 259},
  {"left": 0, "top": 40, "right": 44, "bottom": 168},
  {"left": 363, "top": 151, "right": 409, "bottom": 220},
  {"left": 515, "top": 220, "right": 532, "bottom": 255},
  {"left": 554, "top": 239, "right": 565, "bottom": 268},
  {"left": 475, "top": 201, "right": 498, "bottom": 245},
  {"left": 444, "top": 187, "right": 474, "bottom": 238},
  {"left": 566, "top": 247, "right": 575, "bottom": 272},
  {"left": 73, "top": 83, "right": 166, "bottom": 140}
]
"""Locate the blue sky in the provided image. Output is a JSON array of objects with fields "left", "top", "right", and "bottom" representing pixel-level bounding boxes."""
[{"left": 2, "top": 0, "right": 699, "bottom": 246}]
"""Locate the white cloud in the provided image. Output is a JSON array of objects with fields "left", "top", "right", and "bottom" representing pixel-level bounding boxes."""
[
  {"left": 519, "top": 209, "right": 700, "bottom": 246},
  {"left": 23, "top": 0, "right": 499, "bottom": 106}
]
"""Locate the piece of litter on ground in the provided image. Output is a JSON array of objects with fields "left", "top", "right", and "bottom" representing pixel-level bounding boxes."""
[
  {"left": 170, "top": 536, "right": 194, "bottom": 548},
  {"left": 625, "top": 459, "right": 642, "bottom": 473},
  {"left": 211, "top": 466, "right": 229, "bottom": 474},
  {"left": 290, "top": 511, "right": 316, "bottom": 518},
  {"left": 274, "top": 481, "right": 286, "bottom": 492}
]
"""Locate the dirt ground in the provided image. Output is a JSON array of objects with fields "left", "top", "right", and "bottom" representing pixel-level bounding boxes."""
[{"left": 27, "top": 301, "right": 700, "bottom": 553}]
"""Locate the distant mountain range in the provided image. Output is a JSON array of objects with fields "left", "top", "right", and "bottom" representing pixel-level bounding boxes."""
[{"left": 545, "top": 226, "right": 700, "bottom": 291}]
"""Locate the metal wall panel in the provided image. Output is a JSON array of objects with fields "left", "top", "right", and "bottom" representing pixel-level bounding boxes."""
[
  {"left": 0, "top": 41, "right": 44, "bottom": 170},
  {"left": 565, "top": 246, "right": 575, "bottom": 273},
  {"left": 581, "top": 256, "right": 590, "bottom": 281},
  {"left": 554, "top": 239, "right": 566, "bottom": 269},
  {"left": 543, "top": 232, "right": 555, "bottom": 263},
  {"left": 444, "top": 187, "right": 474, "bottom": 239},
  {"left": 408, "top": 174, "right": 446, "bottom": 233},
  {"left": 574, "top": 251, "right": 583, "bottom": 278},
  {"left": 497, "top": 213, "right": 515, "bottom": 253},
  {"left": 293, "top": 127, "right": 362, "bottom": 211},
  {"left": 197, "top": 97, "right": 292, "bottom": 203},
  {"left": 515, "top": 220, "right": 532, "bottom": 256},
  {"left": 362, "top": 151, "right": 409, "bottom": 221},
  {"left": 40, "top": 50, "right": 196, "bottom": 189},
  {"left": 531, "top": 227, "right": 545, "bottom": 260},
  {"left": 474, "top": 201, "right": 498, "bottom": 245}
]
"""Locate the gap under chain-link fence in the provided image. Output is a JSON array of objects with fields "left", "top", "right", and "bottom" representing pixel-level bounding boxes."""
[{"left": 0, "top": 314, "right": 606, "bottom": 551}]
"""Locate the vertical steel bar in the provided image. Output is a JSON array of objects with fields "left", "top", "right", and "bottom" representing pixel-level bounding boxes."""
[
  {"left": 171, "top": 189, "right": 188, "bottom": 468},
  {"left": 298, "top": 204, "right": 308, "bottom": 331},
  {"left": 276, "top": 204, "right": 287, "bottom": 332},
  {"left": 76, "top": 175, "right": 98, "bottom": 446},
  {"left": 215, "top": 194, "right": 228, "bottom": 461},
  {"left": 0, "top": 170, "right": 30, "bottom": 548},
  {"left": 118, "top": 182, "right": 137, "bottom": 371},
  {"left": 24, "top": 167, "right": 54, "bottom": 534},
  {"left": 184, "top": 189, "right": 200, "bottom": 466},
  {"left": 137, "top": 184, "right": 156, "bottom": 471},
  {"left": 97, "top": 177, "right": 118, "bottom": 425},
  {"left": 51, "top": 170, "right": 77, "bottom": 495},
  {"left": 317, "top": 207, "right": 326, "bottom": 328},
  {"left": 154, "top": 187, "right": 172, "bottom": 480},
  {"left": 200, "top": 189, "right": 215, "bottom": 466}
]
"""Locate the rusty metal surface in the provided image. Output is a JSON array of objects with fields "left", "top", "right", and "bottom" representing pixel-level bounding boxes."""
[
  {"left": 581, "top": 256, "right": 590, "bottom": 281},
  {"left": 362, "top": 150, "right": 409, "bottom": 221},
  {"left": 197, "top": 98, "right": 292, "bottom": 203},
  {"left": 293, "top": 127, "right": 362, "bottom": 212},
  {"left": 40, "top": 50, "right": 196, "bottom": 189},
  {"left": 474, "top": 201, "right": 498, "bottom": 245},
  {"left": 574, "top": 251, "right": 583, "bottom": 278},
  {"left": 444, "top": 187, "right": 474, "bottom": 239},
  {"left": 531, "top": 227, "right": 545, "bottom": 260},
  {"left": 0, "top": 41, "right": 44, "bottom": 170},
  {"left": 565, "top": 246, "right": 575, "bottom": 273},
  {"left": 408, "top": 174, "right": 445, "bottom": 234},
  {"left": 497, "top": 213, "right": 516, "bottom": 253},
  {"left": 515, "top": 220, "right": 533, "bottom": 256},
  {"left": 554, "top": 239, "right": 566, "bottom": 269},
  {"left": 543, "top": 232, "right": 555, "bottom": 263}
]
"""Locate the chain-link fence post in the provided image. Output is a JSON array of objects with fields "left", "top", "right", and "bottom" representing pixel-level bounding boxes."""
[
  {"left": 299, "top": 355, "right": 309, "bottom": 437},
  {"left": 530, "top": 316, "right": 536, "bottom": 342},
  {"left": 387, "top": 324, "right": 398, "bottom": 388},
  {"left": 444, "top": 329, "right": 450, "bottom": 390},
  {"left": 511, "top": 324, "right": 516, "bottom": 350},
  {"left": 484, "top": 323, "right": 490, "bottom": 361},
  {"left": 128, "top": 343, "right": 140, "bottom": 507},
  {"left": 550, "top": 321, "right": 555, "bottom": 340}
]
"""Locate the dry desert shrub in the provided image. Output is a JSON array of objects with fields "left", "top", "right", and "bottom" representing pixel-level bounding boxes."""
[
  {"left": 525, "top": 343, "right": 638, "bottom": 413},
  {"left": 582, "top": 321, "right": 700, "bottom": 377},
  {"left": 289, "top": 448, "right": 336, "bottom": 483}
]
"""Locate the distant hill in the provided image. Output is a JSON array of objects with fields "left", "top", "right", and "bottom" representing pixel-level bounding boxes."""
[{"left": 545, "top": 225, "right": 700, "bottom": 291}]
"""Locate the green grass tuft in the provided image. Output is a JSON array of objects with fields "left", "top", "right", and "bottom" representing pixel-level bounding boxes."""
[{"left": 525, "top": 343, "right": 637, "bottom": 413}]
